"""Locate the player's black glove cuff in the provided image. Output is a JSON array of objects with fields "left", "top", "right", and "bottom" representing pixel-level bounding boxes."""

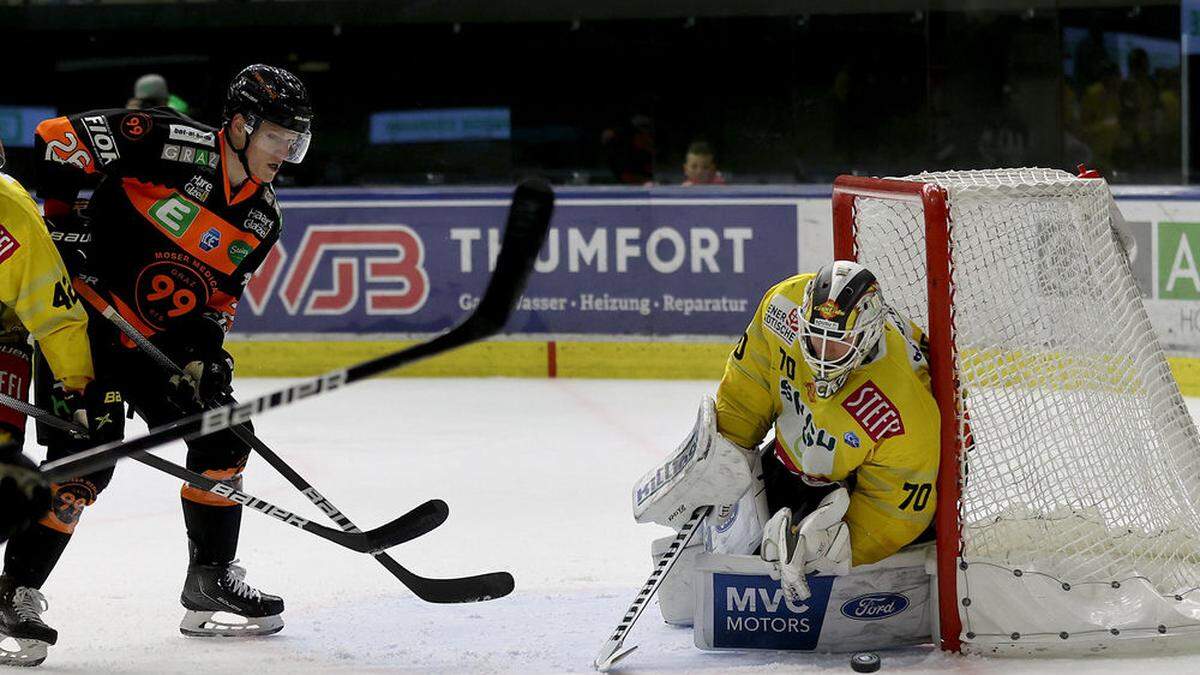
[{"left": 152, "top": 312, "right": 226, "bottom": 364}]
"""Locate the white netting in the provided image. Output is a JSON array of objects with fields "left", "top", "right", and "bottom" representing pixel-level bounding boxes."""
[{"left": 848, "top": 168, "right": 1200, "bottom": 600}]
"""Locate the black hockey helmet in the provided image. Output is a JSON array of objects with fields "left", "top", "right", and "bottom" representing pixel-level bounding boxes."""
[{"left": 223, "top": 64, "right": 312, "bottom": 163}]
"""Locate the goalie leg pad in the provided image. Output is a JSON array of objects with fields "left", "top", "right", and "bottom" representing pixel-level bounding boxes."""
[
  {"left": 651, "top": 533, "right": 704, "bottom": 626},
  {"left": 705, "top": 451, "right": 769, "bottom": 555}
]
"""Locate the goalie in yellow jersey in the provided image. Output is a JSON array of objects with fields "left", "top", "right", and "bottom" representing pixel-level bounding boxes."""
[
  {"left": 632, "top": 260, "right": 939, "bottom": 614},
  {"left": 723, "top": 260, "right": 939, "bottom": 602}
]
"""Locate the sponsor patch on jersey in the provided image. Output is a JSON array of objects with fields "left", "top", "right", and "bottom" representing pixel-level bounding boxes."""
[
  {"left": 0, "top": 224, "right": 21, "bottom": 264},
  {"left": 81, "top": 115, "right": 120, "bottom": 166},
  {"left": 242, "top": 209, "right": 273, "bottom": 238},
  {"left": 199, "top": 227, "right": 221, "bottom": 252},
  {"left": 843, "top": 431, "right": 860, "bottom": 448},
  {"left": 120, "top": 112, "right": 152, "bottom": 141},
  {"left": 841, "top": 380, "right": 905, "bottom": 441},
  {"left": 169, "top": 124, "right": 216, "bottom": 147},
  {"left": 184, "top": 175, "right": 213, "bottom": 202},
  {"left": 763, "top": 294, "right": 799, "bottom": 345},
  {"left": 227, "top": 240, "right": 252, "bottom": 265},
  {"left": 148, "top": 195, "right": 200, "bottom": 238}
]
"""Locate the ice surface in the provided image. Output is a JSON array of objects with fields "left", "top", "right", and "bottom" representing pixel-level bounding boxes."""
[{"left": 10, "top": 377, "right": 1200, "bottom": 673}]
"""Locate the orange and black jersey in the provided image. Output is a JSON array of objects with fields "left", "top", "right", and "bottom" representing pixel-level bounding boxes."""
[{"left": 32, "top": 106, "right": 280, "bottom": 339}]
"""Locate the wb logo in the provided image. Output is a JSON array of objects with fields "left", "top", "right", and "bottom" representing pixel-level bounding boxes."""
[{"left": 242, "top": 225, "right": 430, "bottom": 316}]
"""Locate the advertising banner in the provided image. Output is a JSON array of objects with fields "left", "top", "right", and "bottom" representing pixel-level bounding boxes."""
[{"left": 234, "top": 189, "right": 819, "bottom": 336}]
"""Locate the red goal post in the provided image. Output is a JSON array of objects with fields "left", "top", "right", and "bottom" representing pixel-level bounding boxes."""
[{"left": 832, "top": 176, "right": 962, "bottom": 652}]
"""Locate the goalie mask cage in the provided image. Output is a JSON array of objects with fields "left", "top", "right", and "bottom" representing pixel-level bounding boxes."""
[{"left": 832, "top": 168, "right": 1200, "bottom": 655}]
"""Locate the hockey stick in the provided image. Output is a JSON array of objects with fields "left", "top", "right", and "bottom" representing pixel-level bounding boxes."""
[
  {"left": 592, "top": 506, "right": 711, "bottom": 672},
  {"left": 39, "top": 178, "right": 553, "bottom": 482},
  {"left": 82, "top": 289, "right": 513, "bottom": 604},
  {"left": 0, "top": 390, "right": 447, "bottom": 554}
]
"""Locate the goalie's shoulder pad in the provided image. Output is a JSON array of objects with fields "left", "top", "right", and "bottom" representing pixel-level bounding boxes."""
[{"left": 632, "top": 395, "right": 754, "bottom": 530}]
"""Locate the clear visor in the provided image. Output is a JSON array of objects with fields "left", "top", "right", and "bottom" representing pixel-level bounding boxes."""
[{"left": 247, "top": 118, "right": 311, "bottom": 164}]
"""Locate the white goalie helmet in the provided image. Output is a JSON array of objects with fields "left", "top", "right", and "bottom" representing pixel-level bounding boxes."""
[{"left": 799, "top": 261, "right": 887, "bottom": 398}]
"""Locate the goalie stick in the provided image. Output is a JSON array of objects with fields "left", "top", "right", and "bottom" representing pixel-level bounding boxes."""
[
  {"left": 78, "top": 285, "right": 513, "bottom": 604},
  {"left": 593, "top": 506, "right": 712, "bottom": 671},
  {"left": 0, "top": 390, "right": 447, "bottom": 554},
  {"left": 39, "top": 178, "right": 553, "bottom": 483}
]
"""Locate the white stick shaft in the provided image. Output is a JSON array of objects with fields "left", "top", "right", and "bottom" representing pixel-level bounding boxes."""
[{"left": 593, "top": 505, "right": 711, "bottom": 671}]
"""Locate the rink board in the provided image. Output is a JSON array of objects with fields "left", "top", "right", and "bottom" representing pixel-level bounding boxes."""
[{"left": 213, "top": 185, "right": 1200, "bottom": 393}]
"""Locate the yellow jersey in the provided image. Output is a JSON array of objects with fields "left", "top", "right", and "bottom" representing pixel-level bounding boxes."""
[
  {"left": 0, "top": 172, "right": 93, "bottom": 391},
  {"left": 716, "top": 273, "right": 939, "bottom": 565}
]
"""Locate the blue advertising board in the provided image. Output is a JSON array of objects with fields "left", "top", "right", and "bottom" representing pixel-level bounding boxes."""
[{"left": 233, "top": 188, "right": 806, "bottom": 336}]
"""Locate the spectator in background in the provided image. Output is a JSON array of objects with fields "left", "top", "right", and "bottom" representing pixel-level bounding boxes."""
[
  {"left": 1118, "top": 48, "right": 1159, "bottom": 170},
  {"left": 601, "top": 113, "right": 656, "bottom": 185},
  {"left": 681, "top": 140, "right": 726, "bottom": 186},
  {"left": 1080, "top": 61, "right": 1122, "bottom": 172},
  {"left": 126, "top": 73, "right": 192, "bottom": 116}
]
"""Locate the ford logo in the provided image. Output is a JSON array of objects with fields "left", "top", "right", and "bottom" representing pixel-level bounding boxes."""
[{"left": 839, "top": 593, "right": 909, "bottom": 621}]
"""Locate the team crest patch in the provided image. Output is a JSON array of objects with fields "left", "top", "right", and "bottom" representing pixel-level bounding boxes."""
[
  {"left": 816, "top": 299, "right": 843, "bottom": 320},
  {"left": 0, "top": 224, "right": 20, "bottom": 263},
  {"left": 199, "top": 227, "right": 221, "bottom": 252},
  {"left": 841, "top": 380, "right": 905, "bottom": 441},
  {"left": 843, "top": 432, "right": 861, "bottom": 448},
  {"left": 763, "top": 295, "right": 799, "bottom": 346}
]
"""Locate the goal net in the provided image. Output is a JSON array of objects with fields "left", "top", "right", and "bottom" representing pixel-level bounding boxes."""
[{"left": 832, "top": 168, "right": 1200, "bottom": 654}]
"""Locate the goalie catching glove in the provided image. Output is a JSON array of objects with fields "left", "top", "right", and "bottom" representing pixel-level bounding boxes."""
[{"left": 760, "top": 486, "right": 852, "bottom": 602}]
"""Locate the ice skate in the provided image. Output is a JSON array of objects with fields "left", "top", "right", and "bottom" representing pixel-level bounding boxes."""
[
  {"left": 0, "top": 577, "right": 55, "bottom": 667},
  {"left": 179, "top": 562, "right": 283, "bottom": 638}
]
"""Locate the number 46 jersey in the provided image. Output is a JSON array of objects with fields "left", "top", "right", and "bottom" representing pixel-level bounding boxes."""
[
  {"left": 715, "top": 273, "right": 941, "bottom": 566},
  {"left": 32, "top": 106, "right": 281, "bottom": 339}
]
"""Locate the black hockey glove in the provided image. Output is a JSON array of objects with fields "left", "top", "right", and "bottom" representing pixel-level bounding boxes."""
[
  {"left": 53, "top": 379, "right": 124, "bottom": 446},
  {"left": 168, "top": 350, "right": 234, "bottom": 410},
  {"left": 152, "top": 312, "right": 234, "bottom": 410},
  {"left": 0, "top": 445, "right": 51, "bottom": 544}
]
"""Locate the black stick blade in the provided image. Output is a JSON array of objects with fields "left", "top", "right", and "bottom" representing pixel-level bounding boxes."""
[
  {"left": 363, "top": 499, "right": 450, "bottom": 553},
  {"left": 473, "top": 178, "right": 555, "bottom": 335},
  {"left": 398, "top": 567, "right": 515, "bottom": 604}
]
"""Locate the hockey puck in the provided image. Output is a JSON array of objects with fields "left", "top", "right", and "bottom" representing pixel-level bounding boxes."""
[{"left": 850, "top": 651, "right": 880, "bottom": 673}]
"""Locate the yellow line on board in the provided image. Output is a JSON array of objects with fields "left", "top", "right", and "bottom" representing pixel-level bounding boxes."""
[
  {"left": 225, "top": 341, "right": 1200, "bottom": 396},
  {"left": 224, "top": 340, "right": 734, "bottom": 380}
]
